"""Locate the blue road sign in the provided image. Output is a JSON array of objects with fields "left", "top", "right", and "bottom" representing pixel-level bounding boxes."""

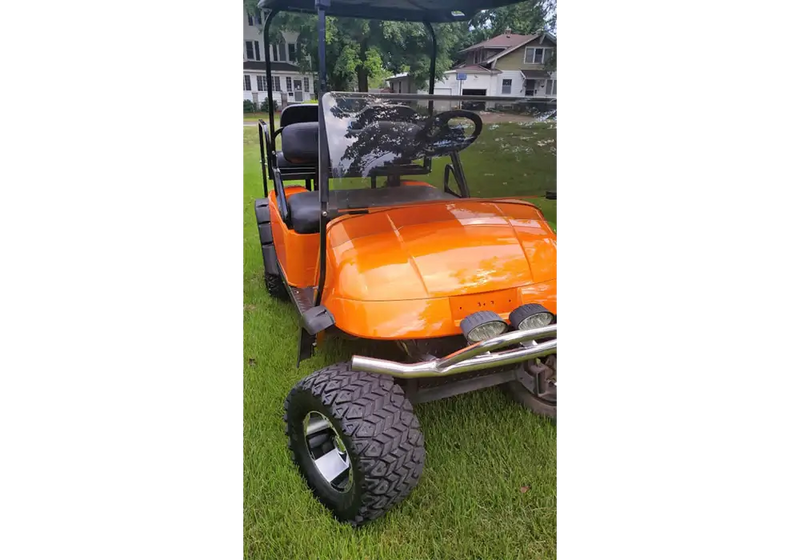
[{"left": 456, "top": 73, "right": 467, "bottom": 81}]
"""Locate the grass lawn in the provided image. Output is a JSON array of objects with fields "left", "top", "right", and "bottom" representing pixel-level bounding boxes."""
[
  {"left": 243, "top": 112, "right": 279, "bottom": 122},
  {"left": 326, "top": 119, "right": 557, "bottom": 227},
  {"left": 243, "top": 123, "right": 557, "bottom": 560}
]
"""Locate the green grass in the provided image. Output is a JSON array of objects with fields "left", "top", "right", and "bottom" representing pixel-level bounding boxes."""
[
  {"left": 243, "top": 124, "right": 557, "bottom": 560},
  {"left": 244, "top": 112, "right": 280, "bottom": 122},
  {"left": 327, "top": 120, "right": 557, "bottom": 228},
  {"left": 430, "top": 120, "right": 556, "bottom": 229}
]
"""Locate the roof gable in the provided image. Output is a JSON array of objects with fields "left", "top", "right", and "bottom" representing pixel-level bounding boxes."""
[
  {"left": 459, "top": 33, "right": 534, "bottom": 53},
  {"left": 485, "top": 32, "right": 557, "bottom": 66},
  {"left": 446, "top": 64, "right": 500, "bottom": 74}
]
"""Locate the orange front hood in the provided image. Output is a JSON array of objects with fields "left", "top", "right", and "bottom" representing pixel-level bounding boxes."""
[{"left": 325, "top": 199, "right": 556, "bottom": 302}]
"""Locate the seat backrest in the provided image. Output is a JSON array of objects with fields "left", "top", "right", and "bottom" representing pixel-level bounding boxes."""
[
  {"left": 279, "top": 104, "right": 318, "bottom": 128},
  {"left": 281, "top": 122, "right": 319, "bottom": 165}
]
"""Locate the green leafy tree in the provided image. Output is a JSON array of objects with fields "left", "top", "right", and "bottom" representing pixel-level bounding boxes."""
[
  {"left": 368, "top": 66, "right": 393, "bottom": 90},
  {"left": 471, "top": 0, "right": 553, "bottom": 36},
  {"left": 470, "top": 0, "right": 556, "bottom": 69},
  {"left": 271, "top": 14, "right": 470, "bottom": 92},
  {"left": 243, "top": 0, "right": 556, "bottom": 90}
]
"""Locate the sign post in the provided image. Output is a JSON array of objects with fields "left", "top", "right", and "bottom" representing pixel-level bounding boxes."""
[{"left": 456, "top": 72, "right": 467, "bottom": 107}]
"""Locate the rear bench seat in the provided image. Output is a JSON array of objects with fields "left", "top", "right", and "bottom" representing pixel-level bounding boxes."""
[{"left": 275, "top": 104, "right": 318, "bottom": 174}]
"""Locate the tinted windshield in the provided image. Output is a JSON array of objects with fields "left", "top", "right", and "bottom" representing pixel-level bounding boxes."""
[{"left": 320, "top": 92, "right": 556, "bottom": 202}]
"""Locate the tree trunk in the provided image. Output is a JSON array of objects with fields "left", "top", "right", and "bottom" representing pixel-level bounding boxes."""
[
  {"left": 356, "top": 67, "right": 369, "bottom": 92},
  {"left": 356, "top": 37, "right": 370, "bottom": 92}
]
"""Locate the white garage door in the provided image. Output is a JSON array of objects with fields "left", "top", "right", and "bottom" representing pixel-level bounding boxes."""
[{"left": 432, "top": 87, "right": 453, "bottom": 110}]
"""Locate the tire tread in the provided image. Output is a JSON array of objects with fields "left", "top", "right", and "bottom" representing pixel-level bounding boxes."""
[{"left": 284, "top": 363, "right": 426, "bottom": 526}]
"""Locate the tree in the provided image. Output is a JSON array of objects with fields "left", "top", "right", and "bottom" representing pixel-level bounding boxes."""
[
  {"left": 271, "top": 13, "right": 471, "bottom": 92},
  {"left": 243, "top": 0, "right": 556, "bottom": 90},
  {"left": 467, "top": 0, "right": 556, "bottom": 69},
  {"left": 471, "top": 0, "right": 553, "bottom": 36},
  {"left": 245, "top": 0, "right": 474, "bottom": 91}
]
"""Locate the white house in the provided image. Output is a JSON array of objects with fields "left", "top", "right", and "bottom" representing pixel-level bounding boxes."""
[
  {"left": 387, "top": 30, "right": 556, "bottom": 100},
  {"left": 243, "top": 8, "right": 316, "bottom": 107}
]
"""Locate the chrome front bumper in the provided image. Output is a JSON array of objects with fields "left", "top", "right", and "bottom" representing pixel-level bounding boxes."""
[{"left": 351, "top": 324, "right": 557, "bottom": 379}]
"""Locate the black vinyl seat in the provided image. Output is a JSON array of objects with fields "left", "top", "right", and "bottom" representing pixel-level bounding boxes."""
[
  {"left": 276, "top": 151, "right": 314, "bottom": 169},
  {"left": 280, "top": 103, "right": 318, "bottom": 127},
  {"left": 281, "top": 122, "right": 318, "bottom": 165},
  {"left": 287, "top": 186, "right": 455, "bottom": 234},
  {"left": 275, "top": 105, "right": 319, "bottom": 175}
]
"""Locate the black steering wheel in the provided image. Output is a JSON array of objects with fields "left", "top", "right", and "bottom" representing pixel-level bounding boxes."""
[{"left": 416, "top": 109, "right": 483, "bottom": 157}]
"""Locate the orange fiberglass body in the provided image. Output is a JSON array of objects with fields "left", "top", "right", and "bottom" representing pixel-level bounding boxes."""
[{"left": 269, "top": 187, "right": 557, "bottom": 340}]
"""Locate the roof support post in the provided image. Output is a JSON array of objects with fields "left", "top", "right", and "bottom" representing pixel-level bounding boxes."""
[
  {"left": 314, "top": 0, "right": 330, "bottom": 307},
  {"left": 263, "top": 9, "right": 279, "bottom": 161}
]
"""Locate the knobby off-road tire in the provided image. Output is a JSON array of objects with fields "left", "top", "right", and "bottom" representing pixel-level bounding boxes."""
[
  {"left": 254, "top": 198, "right": 288, "bottom": 300},
  {"left": 505, "top": 355, "right": 557, "bottom": 421},
  {"left": 505, "top": 383, "right": 557, "bottom": 419},
  {"left": 265, "top": 274, "right": 287, "bottom": 299},
  {"left": 284, "top": 363, "right": 426, "bottom": 526}
]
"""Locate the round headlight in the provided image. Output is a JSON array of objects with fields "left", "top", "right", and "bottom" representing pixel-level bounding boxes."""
[
  {"left": 510, "top": 303, "right": 554, "bottom": 331},
  {"left": 460, "top": 310, "right": 508, "bottom": 343}
]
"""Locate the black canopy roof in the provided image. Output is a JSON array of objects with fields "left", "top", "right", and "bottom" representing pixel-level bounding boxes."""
[{"left": 256, "top": 0, "right": 522, "bottom": 22}]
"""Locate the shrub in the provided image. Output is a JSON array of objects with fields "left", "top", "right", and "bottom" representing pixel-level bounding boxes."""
[
  {"left": 259, "top": 99, "right": 276, "bottom": 112},
  {"left": 243, "top": 99, "right": 255, "bottom": 113}
]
